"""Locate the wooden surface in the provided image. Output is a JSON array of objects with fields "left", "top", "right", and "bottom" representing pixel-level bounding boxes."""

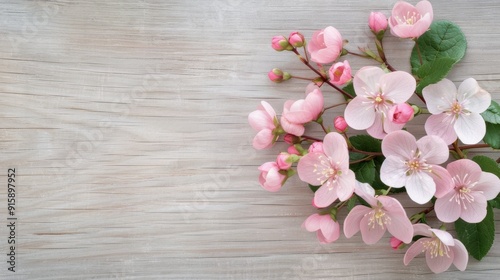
[{"left": 0, "top": 0, "right": 499, "bottom": 279}]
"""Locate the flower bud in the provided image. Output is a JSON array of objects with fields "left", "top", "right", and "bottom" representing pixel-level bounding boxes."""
[
  {"left": 272, "top": 35, "right": 292, "bottom": 51},
  {"left": 268, "top": 68, "right": 283, "bottom": 82},
  {"left": 389, "top": 103, "right": 414, "bottom": 124},
  {"left": 334, "top": 116, "right": 348, "bottom": 133},
  {"left": 369, "top": 12, "right": 388, "bottom": 34},
  {"left": 276, "top": 152, "right": 292, "bottom": 170},
  {"left": 287, "top": 145, "right": 300, "bottom": 155},
  {"left": 390, "top": 237, "right": 404, "bottom": 250},
  {"left": 308, "top": 142, "right": 324, "bottom": 153},
  {"left": 288, "top": 31, "right": 305, "bottom": 48},
  {"left": 329, "top": 60, "right": 352, "bottom": 86},
  {"left": 284, "top": 133, "right": 300, "bottom": 144}
]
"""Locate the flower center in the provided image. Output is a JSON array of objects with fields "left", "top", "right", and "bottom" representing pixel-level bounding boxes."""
[
  {"left": 396, "top": 11, "right": 422, "bottom": 26},
  {"left": 404, "top": 149, "right": 430, "bottom": 175},
  {"left": 423, "top": 238, "right": 451, "bottom": 259},
  {"left": 368, "top": 207, "right": 391, "bottom": 229},
  {"left": 450, "top": 101, "right": 462, "bottom": 115},
  {"left": 313, "top": 155, "right": 342, "bottom": 188}
]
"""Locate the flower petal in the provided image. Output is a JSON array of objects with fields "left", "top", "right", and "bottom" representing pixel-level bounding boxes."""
[
  {"left": 248, "top": 110, "right": 272, "bottom": 131},
  {"left": 297, "top": 152, "right": 328, "bottom": 185},
  {"left": 426, "top": 248, "right": 454, "bottom": 273},
  {"left": 319, "top": 215, "right": 340, "bottom": 243},
  {"left": 458, "top": 78, "right": 491, "bottom": 113},
  {"left": 344, "top": 96, "right": 377, "bottom": 130},
  {"left": 380, "top": 156, "right": 408, "bottom": 188},
  {"left": 416, "top": 0, "right": 433, "bottom": 19},
  {"left": 417, "top": 135, "right": 449, "bottom": 164},
  {"left": 424, "top": 113, "right": 457, "bottom": 145},
  {"left": 446, "top": 159, "right": 482, "bottom": 186},
  {"left": 380, "top": 71, "right": 416, "bottom": 103},
  {"left": 323, "top": 132, "right": 349, "bottom": 170},
  {"left": 360, "top": 212, "right": 386, "bottom": 244},
  {"left": 382, "top": 130, "right": 417, "bottom": 159},
  {"left": 460, "top": 192, "right": 487, "bottom": 223},
  {"left": 280, "top": 115, "right": 305, "bottom": 136},
  {"left": 383, "top": 213, "right": 414, "bottom": 243},
  {"left": 406, "top": 172, "right": 435, "bottom": 204},
  {"left": 435, "top": 190, "right": 462, "bottom": 223},
  {"left": 429, "top": 165, "right": 454, "bottom": 198},
  {"left": 452, "top": 239, "right": 468, "bottom": 271},
  {"left": 302, "top": 214, "right": 321, "bottom": 232},
  {"left": 253, "top": 129, "right": 274, "bottom": 150},
  {"left": 430, "top": 229, "right": 454, "bottom": 246},
  {"left": 314, "top": 181, "right": 338, "bottom": 208},
  {"left": 344, "top": 205, "right": 370, "bottom": 238},
  {"left": 422, "top": 79, "right": 456, "bottom": 114},
  {"left": 413, "top": 223, "right": 432, "bottom": 237},
  {"left": 474, "top": 172, "right": 500, "bottom": 200},
  {"left": 354, "top": 66, "right": 386, "bottom": 96},
  {"left": 354, "top": 180, "right": 377, "bottom": 206},
  {"left": 336, "top": 170, "right": 355, "bottom": 201},
  {"left": 403, "top": 239, "right": 425, "bottom": 266},
  {"left": 454, "top": 113, "right": 486, "bottom": 144}
]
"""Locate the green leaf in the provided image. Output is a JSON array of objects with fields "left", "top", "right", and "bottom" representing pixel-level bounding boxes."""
[
  {"left": 308, "top": 184, "right": 320, "bottom": 193},
  {"left": 350, "top": 159, "right": 376, "bottom": 185},
  {"left": 455, "top": 204, "right": 495, "bottom": 260},
  {"left": 349, "top": 135, "right": 382, "bottom": 153},
  {"left": 347, "top": 196, "right": 358, "bottom": 211},
  {"left": 483, "top": 122, "right": 500, "bottom": 149},
  {"left": 342, "top": 82, "right": 355, "bottom": 100},
  {"left": 411, "top": 20, "right": 467, "bottom": 74},
  {"left": 488, "top": 195, "right": 500, "bottom": 209},
  {"left": 472, "top": 155, "right": 500, "bottom": 177},
  {"left": 415, "top": 57, "right": 456, "bottom": 93},
  {"left": 481, "top": 101, "right": 500, "bottom": 124}
]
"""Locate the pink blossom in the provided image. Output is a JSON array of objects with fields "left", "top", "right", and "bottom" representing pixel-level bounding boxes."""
[
  {"left": 390, "top": 237, "right": 403, "bottom": 250},
  {"left": 388, "top": 1, "right": 433, "bottom": 39},
  {"left": 272, "top": 35, "right": 291, "bottom": 51},
  {"left": 435, "top": 159, "right": 500, "bottom": 223},
  {"left": 307, "top": 26, "right": 343, "bottom": 64},
  {"left": 329, "top": 60, "right": 352, "bottom": 86},
  {"left": 288, "top": 31, "right": 305, "bottom": 48},
  {"left": 388, "top": 103, "right": 414, "bottom": 124},
  {"left": 248, "top": 101, "right": 278, "bottom": 149},
  {"left": 303, "top": 213, "right": 340, "bottom": 243},
  {"left": 369, "top": 12, "right": 388, "bottom": 34},
  {"left": 281, "top": 85, "right": 324, "bottom": 136},
  {"left": 380, "top": 130, "right": 453, "bottom": 204},
  {"left": 334, "top": 116, "right": 348, "bottom": 133},
  {"left": 344, "top": 66, "right": 416, "bottom": 139},
  {"left": 268, "top": 68, "right": 284, "bottom": 83},
  {"left": 258, "top": 162, "right": 286, "bottom": 192},
  {"left": 276, "top": 152, "right": 293, "bottom": 170},
  {"left": 287, "top": 145, "right": 300, "bottom": 155},
  {"left": 423, "top": 78, "right": 491, "bottom": 144},
  {"left": 308, "top": 142, "right": 324, "bottom": 153},
  {"left": 297, "top": 132, "right": 355, "bottom": 207},
  {"left": 404, "top": 224, "right": 468, "bottom": 273},
  {"left": 344, "top": 182, "right": 413, "bottom": 244}
]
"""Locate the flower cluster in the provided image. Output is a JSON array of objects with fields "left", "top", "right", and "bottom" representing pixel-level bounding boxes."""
[{"left": 249, "top": 0, "right": 500, "bottom": 274}]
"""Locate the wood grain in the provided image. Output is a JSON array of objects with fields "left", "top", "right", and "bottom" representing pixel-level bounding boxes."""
[{"left": 0, "top": 0, "right": 499, "bottom": 279}]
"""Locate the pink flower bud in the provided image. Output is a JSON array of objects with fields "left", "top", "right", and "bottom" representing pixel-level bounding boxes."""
[
  {"left": 328, "top": 60, "right": 352, "bottom": 86},
  {"left": 284, "top": 134, "right": 299, "bottom": 144},
  {"left": 388, "top": 103, "right": 414, "bottom": 124},
  {"left": 334, "top": 116, "right": 348, "bottom": 133},
  {"left": 390, "top": 236, "right": 403, "bottom": 250},
  {"left": 258, "top": 162, "right": 286, "bottom": 192},
  {"left": 268, "top": 68, "right": 284, "bottom": 82},
  {"left": 287, "top": 145, "right": 300, "bottom": 155},
  {"left": 308, "top": 142, "right": 324, "bottom": 153},
  {"left": 276, "top": 153, "right": 292, "bottom": 170},
  {"left": 369, "top": 12, "right": 388, "bottom": 34},
  {"left": 288, "top": 31, "right": 305, "bottom": 48},
  {"left": 272, "top": 35, "right": 291, "bottom": 51}
]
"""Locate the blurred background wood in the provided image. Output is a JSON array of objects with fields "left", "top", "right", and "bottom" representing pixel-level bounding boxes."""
[{"left": 0, "top": 0, "right": 499, "bottom": 279}]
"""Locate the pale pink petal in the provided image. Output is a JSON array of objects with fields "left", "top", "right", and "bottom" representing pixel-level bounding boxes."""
[
  {"left": 382, "top": 130, "right": 417, "bottom": 159},
  {"left": 253, "top": 129, "right": 274, "bottom": 150},
  {"left": 435, "top": 190, "right": 462, "bottom": 223},
  {"left": 429, "top": 165, "right": 454, "bottom": 198},
  {"left": 262, "top": 168, "right": 284, "bottom": 192},
  {"left": 366, "top": 112, "right": 387, "bottom": 139},
  {"left": 392, "top": 1, "right": 419, "bottom": 21},
  {"left": 258, "top": 161, "right": 277, "bottom": 172},
  {"left": 447, "top": 159, "right": 482, "bottom": 186},
  {"left": 390, "top": 24, "right": 416, "bottom": 39},
  {"left": 302, "top": 214, "right": 321, "bottom": 232},
  {"left": 304, "top": 89, "right": 324, "bottom": 120},
  {"left": 336, "top": 170, "right": 355, "bottom": 201},
  {"left": 417, "top": 135, "right": 449, "bottom": 164},
  {"left": 426, "top": 249, "right": 454, "bottom": 273},
  {"left": 314, "top": 48, "right": 339, "bottom": 64},
  {"left": 405, "top": 172, "right": 435, "bottom": 204},
  {"left": 430, "top": 229, "right": 454, "bottom": 246},
  {"left": 474, "top": 172, "right": 500, "bottom": 200},
  {"left": 380, "top": 156, "right": 408, "bottom": 188},
  {"left": 323, "top": 132, "right": 349, "bottom": 170},
  {"left": 460, "top": 193, "right": 487, "bottom": 223},
  {"left": 297, "top": 152, "right": 327, "bottom": 185},
  {"left": 323, "top": 26, "right": 342, "bottom": 47},
  {"left": 458, "top": 78, "right": 491, "bottom": 113},
  {"left": 412, "top": 223, "right": 432, "bottom": 237},
  {"left": 380, "top": 197, "right": 413, "bottom": 244},
  {"left": 404, "top": 239, "right": 425, "bottom": 265},
  {"left": 344, "top": 96, "right": 377, "bottom": 130},
  {"left": 360, "top": 212, "right": 386, "bottom": 244},
  {"left": 422, "top": 79, "right": 456, "bottom": 114},
  {"left": 260, "top": 101, "right": 276, "bottom": 120},
  {"left": 380, "top": 71, "right": 416, "bottom": 103},
  {"left": 344, "top": 205, "right": 371, "bottom": 238},
  {"left": 319, "top": 215, "right": 340, "bottom": 243},
  {"left": 451, "top": 239, "right": 468, "bottom": 271},
  {"left": 353, "top": 66, "right": 386, "bottom": 96},
  {"left": 424, "top": 113, "right": 457, "bottom": 145},
  {"left": 280, "top": 115, "right": 305, "bottom": 136},
  {"left": 454, "top": 113, "right": 486, "bottom": 144},
  {"left": 408, "top": 13, "right": 432, "bottom": 37},
  {"left": 416, "top": 0, "right": 433, "bottom": 19},
  {"left": 284, "top": 109, "right": 313, "bottom": 124},
  {"left": 248, "top": 110, "right": 272, "bottom": 131},
  {"left": 354, "top": 181, "right": 377, "bottom": 206},
  {"left": 383, "top": 114, "right": 406, "bottom": 133},
  {"left": 314, "top": 182, "right": 338, "bottom": 208},
  {"left": 305, "top": 83, "right": 320, "bottom": 94}
]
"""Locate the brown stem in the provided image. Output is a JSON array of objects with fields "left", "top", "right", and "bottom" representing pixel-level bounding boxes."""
[
  {"left": 453, "top": 143, "right": 491, "bottom": 150},
  {"left": 452, "top": 140, "right": 466, "bottom": 159},
  {"left": 346, "top": 50, "right": 370, "bottom": 58},
  {"left": 350, "top": 155, "right": 375, "bottom": 164},
  {"left": 323, "top": 102, "right": 348, "bottom": 111},
  {"left": 497, "top": 157, "right": 500, "bottom": 164},
  {"left": 290, "top": 75, "right": 315, "bottom": 81},
  {"left": 301, "top": 135, "right": 322, "bottom": 142},
  {"left": 377, "top": 38, "right": 396, "bottom": 72},
  {"left": 292, "top": 49, "right": 354, "bottom": 100},
  {"left": 349, "top": 147, "right": 383, "bottom": 156}
]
